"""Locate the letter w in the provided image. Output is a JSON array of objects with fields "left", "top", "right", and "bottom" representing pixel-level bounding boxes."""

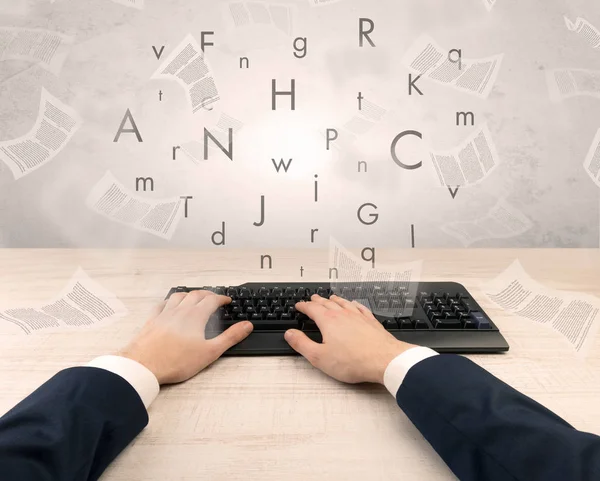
[{"left": 271, "top": 158, "right": 293, "bottom": 172}]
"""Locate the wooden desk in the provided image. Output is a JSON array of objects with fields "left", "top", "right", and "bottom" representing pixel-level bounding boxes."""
[{"left": 1, "top": 249, "right": 599, "bottom": 480}]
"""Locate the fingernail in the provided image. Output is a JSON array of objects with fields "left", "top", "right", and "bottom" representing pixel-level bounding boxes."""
[
  {"left": 243, "top": 322, "right": 253, "bottom": 332},
  {"left": 284, "top": 330, "right": 294, "bottom": 340}
]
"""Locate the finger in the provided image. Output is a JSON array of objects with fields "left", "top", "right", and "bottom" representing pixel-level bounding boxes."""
[
  {"left": 209, "top": 321, "right": 253, "bottom": 359},
  {"left": 195, "top": 293, "right": 232, "bottom": 316},
  {"left": 165, "top": 292, "right": 187, "bottom": 310},
  {"left": 151, "top": 300, "right": 167, "bottom": 317},
  {"left": 329, "top": 295, "right": 360, "bottom": 312},
  {"left": 352, "top": 300, "right": 379, "bottom": 323},
  {"left": 284, "top": 329, "right": 322, "bottom": 365},
  {"left": 179, "top": 289, "right": 216, "bottom": 308},
  {"left": 310, "top": 294, "right": 343, "bottom": 310}
]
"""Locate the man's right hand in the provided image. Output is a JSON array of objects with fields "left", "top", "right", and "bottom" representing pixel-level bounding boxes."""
[{"left": 284, "top": 294, "right": 416, "bottom": 384}]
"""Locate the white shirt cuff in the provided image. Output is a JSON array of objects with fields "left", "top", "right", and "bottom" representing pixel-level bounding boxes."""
[
  {"left": 383, "top": 346, "right": 439, "bottom": 397},
  {"left": 87, "top": 355, "right": 160, "bottom": 410}
]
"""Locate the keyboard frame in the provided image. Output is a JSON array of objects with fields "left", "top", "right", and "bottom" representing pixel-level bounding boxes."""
[{"left": 166, "top": 281, "right": 510, "bottom": 355}]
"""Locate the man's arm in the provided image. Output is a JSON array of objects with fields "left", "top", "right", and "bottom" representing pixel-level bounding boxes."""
[
  {"left": 395, "top": 353, "right": 600, "bottom": 481},
  {"left": 0, "top": 290, "right": 254, "bottom": 481},
  {"left": 286, "top": 294, "right": 600, "bottom": 481},
  {"left": 0, "top": 367, "right": 148, "bottom": 481}
]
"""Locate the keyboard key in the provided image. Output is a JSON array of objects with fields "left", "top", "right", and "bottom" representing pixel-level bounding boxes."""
[
  {"left": 316, "top": 287, "right": 329, "bottom": 297},
  {"left": 383, "top": 319, "right": 398, "bottom": 329},
  {"left": 269, "top": 288, "right": 282, "bottom": 300},
  {"left": 414, "top": 319, "right": 430, "bottom": 329},
  {"left": 460, "top": 298, "right": 480, "bottom": 313},
  {"left": 462, "top": 319, "right": 478, "bottom": 329},
  {"left": 431, "top": 292, "right": 445, "bottom": 302},
  {"left": 377, "top": 300, "right": 390, "bottom": 310},
  {"left": 433, "top": 318, "right": 461, "bottom": 329},
  {"left": 341, "top": 287, "right": 354, "bottom": 298},
  {"left": 398, "top": 318, "right": 414, "bottom": 329},
  {"left": 421, "top": 301, "right": 434, "bottom": 310},
  {"left": 252, "top": 319, "right": 298, "bottom": 330},
  {"left": 226, "top": 287, "right": 238, "bottom": 297},
  {"left": 453, "top": 305, "right": 466, "bottom": 315},
  {"left": 470, "top": 312, "right": 491, "bottom": 329},
  {"left": 391, "top": 299, "right": 403, "bottom": 310}
]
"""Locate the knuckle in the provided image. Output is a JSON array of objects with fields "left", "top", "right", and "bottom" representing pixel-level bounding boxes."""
[{"left": 171, "top": 292, "right": 186, "bottom": 302}]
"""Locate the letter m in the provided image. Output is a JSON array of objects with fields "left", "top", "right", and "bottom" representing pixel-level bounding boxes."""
[
  {"left": 456, "top": 111, "right": 475, "bottom": 126},
  {"left": 136, "top": 177, "right": 154, "bottom": 192}
]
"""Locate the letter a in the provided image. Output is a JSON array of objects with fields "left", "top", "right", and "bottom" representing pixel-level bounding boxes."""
[{"left": 113, "top": 109, "right": 143, "bottom": 143}]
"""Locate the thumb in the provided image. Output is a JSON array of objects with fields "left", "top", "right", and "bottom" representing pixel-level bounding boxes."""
[
  {"left": 284, "top": 329, "right": 321, "bottom": 364},
  {"left": 209, "top": 321, "right": 253, "bottom": 358}
]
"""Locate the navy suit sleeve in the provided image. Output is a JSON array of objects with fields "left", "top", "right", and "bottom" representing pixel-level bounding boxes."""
[
  {"left": 396, "top": 354, "right": 600, "bottom": 481},
  {"left": 0, "top": 367, "right": 148, "bottom": 481}
]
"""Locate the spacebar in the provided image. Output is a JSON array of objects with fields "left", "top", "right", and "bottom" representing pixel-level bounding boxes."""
[{"left": 211, "top": 331, "right": 323, "bottom": 355}]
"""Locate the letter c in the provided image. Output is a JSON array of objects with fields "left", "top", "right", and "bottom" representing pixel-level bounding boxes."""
[{"left": 390, "top": 130, "right": 423, "bottom": 170}]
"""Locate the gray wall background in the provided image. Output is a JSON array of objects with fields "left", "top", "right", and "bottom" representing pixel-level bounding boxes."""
[{"left": 0, "top": 0, "right": 599, "bottom": 249}]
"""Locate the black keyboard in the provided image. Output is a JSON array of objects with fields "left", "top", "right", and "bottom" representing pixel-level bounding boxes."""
[{"left": 166, "top": 282, "right": 509, "bottom": 354}]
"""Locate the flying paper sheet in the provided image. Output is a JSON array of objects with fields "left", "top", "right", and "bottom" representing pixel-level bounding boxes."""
[
  {"left": 429, "top": 123, "right": 500, "bottom": 187},
  {"left": 112, "top": 0, "right": 144, "bottom": 8},
  {"left": 0, "top": 268, "right": 128, "bottom": 334},
  {"left": 0, "top": 27, "right": 74, "bottom": 75},
  {"left": 150, "top": 34, "right": 220, "bottom": 113},
  {"left": 50, "top": 0, "right": 143, "bottom": 7},
  {"left": 483, "top": 260, "right": 600, "bottom": 356},
  {"left": 225, "top": 1, "right": 295, "bottom": 35},
  {"left": 547, "top": 68, "right": 600, "bottom": 101},
  {"left": 584, "top": 128, "right": 600, "bottom": 187},
  {"left": 0, "top": 88, "right": 81, "bottom": 180},
  {"left": 0, "top": 1, "right": 29, "bottom": 15},
  {"left": 86, "top": 171, "right": 184, "bottom": 240},
  {"left": 329, "top": 237, "right": 422, "bottom": 317},
  {"left": 307, "top": 0, "right": 343, "bottom": 6},
  {"left": 442, "top": 200, "right": 533, "bottom": 246},
  {"left": 481, "top": 0, "right": 497, "bottom": 12},
  {"left": 402, "top": 34, "right": 504, "bottom": 98},
  {"left": 564, "top": 16, "right": 600, "bottom": 49}
]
